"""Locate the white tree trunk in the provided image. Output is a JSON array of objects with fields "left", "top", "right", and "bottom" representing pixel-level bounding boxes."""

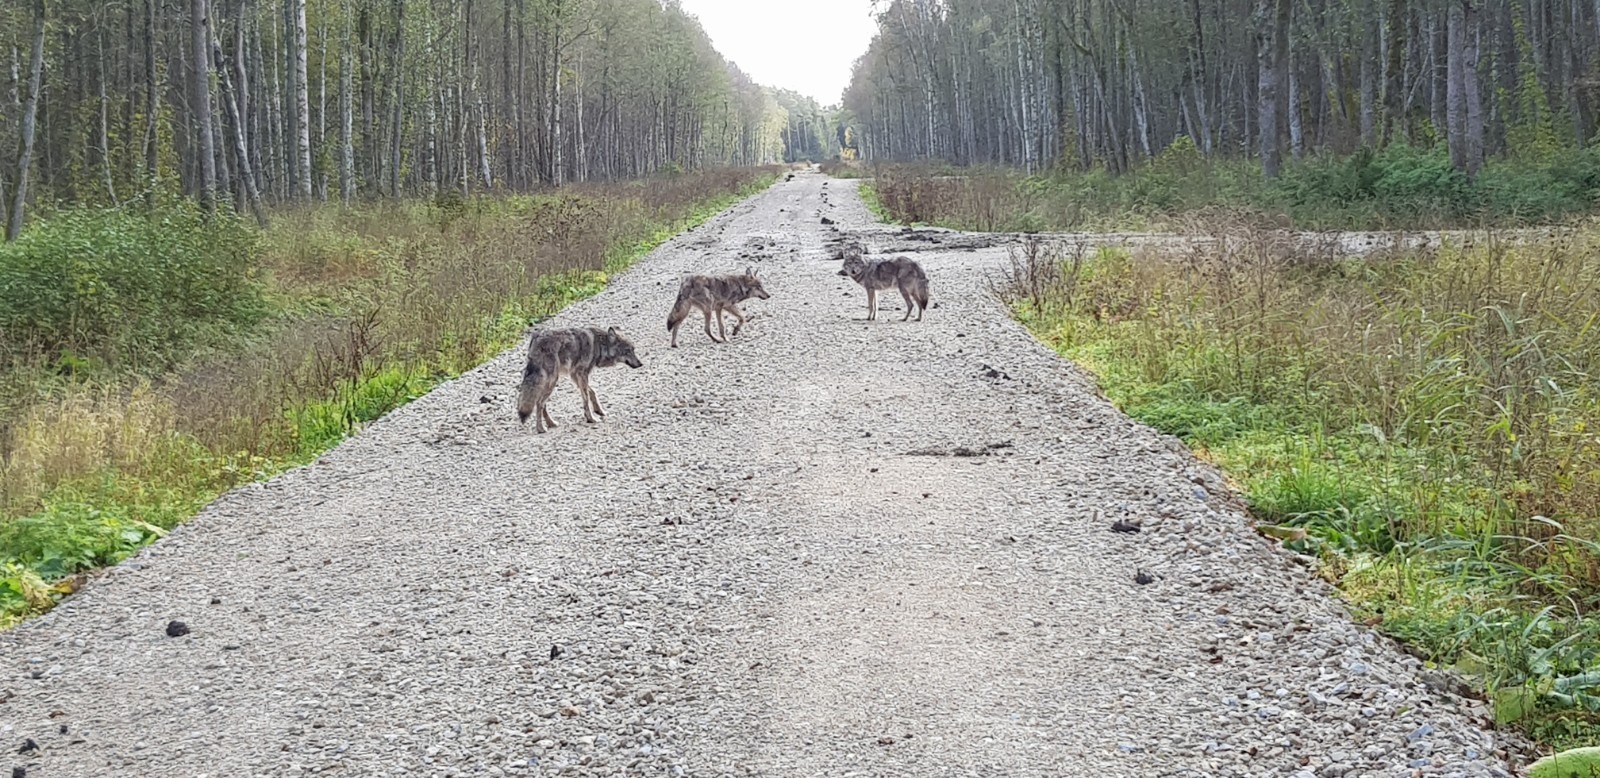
[
  {"left": 5, "top": 0, "right": 45, "bottom": 240},
  {"left": 339, "top": 0, "right": 354, "bottom": 201},
  {"left": 192, "top": 0, "right": 219, "bottom": 215},
  {"left": 1130, "top": 45, "right": 1153, "bottom": 158},
  {"left": 1447, "top": 2, "right": 1465, "bottom": 170},
  {"left": 317, "top": 5, "right": 328, "bottom": 199},
  {"left": 1461, "top": 0, "right": 1483, "bottom": 175},
  {"left": 215, "top": 25, "right": 268, "bottom": 225},
  {"left": 388, "top": 0, "right": 404, "bottom": 196},
  {"left": 1288, "top": 56, "right": 1303, "bottom": 159},
  {"left": 97, "top": 25, "right": 119, "bottom": 204},
  {"left": 573, "top": 51, "right": 585, "bottom": 183},
  {"left": 293, "top": 0, "right": 313, "bottom": 200}
]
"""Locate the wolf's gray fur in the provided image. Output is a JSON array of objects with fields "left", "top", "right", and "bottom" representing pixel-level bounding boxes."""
[
  {"left": 838, "top": 252, "right": 930, "bottom": 321},
  {"left": 516, "top": 327, "right": 643, "bottom": 433},
  {"left": 666, "top": 268, "right": 771, "bottom": 347}
]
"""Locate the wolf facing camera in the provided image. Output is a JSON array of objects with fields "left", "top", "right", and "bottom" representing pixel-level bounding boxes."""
[{"left": 838, "top": 251, "right": 930, "bottom": 322}]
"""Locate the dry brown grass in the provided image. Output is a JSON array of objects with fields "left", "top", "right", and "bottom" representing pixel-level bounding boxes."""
[
  {"left": 0, "top": 167, "right": 778, "bottom": 526},
  {"left": 1002, "top": 218, "right": 1600, "bottom": 745}
]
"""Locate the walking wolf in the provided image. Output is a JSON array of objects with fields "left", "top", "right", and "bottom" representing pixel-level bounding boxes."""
[
  {"left": 666, "top": 268, "right": 772, "bottom": 347},
  {"left": 516, "top": 327, "right": 643, "bottom": 433}
]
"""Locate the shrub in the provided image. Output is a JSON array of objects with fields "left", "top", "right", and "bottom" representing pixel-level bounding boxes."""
[
  {"left": 865, "top": 145, "right": 1600, "bottom": 232},
  {"left": 0, "top": 204, "right": 264, "bottom": 369}
]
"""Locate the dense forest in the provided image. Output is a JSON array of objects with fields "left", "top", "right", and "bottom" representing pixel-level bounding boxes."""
[
  {"left": 842, "top": 0, "right": 1600, "bottom": 176},
  {"left": 0, "top": 0, "right": 835, "bottom": 234}
]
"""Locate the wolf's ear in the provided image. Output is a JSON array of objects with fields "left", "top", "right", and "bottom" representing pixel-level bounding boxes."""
[
  {"left": 608, "top": 326, "right": 618, "bottom": 337},
  {"left": 745, "top": 265, "right": 754, "bottom": 276}
]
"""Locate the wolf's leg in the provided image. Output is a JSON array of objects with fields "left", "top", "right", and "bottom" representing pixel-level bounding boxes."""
[
  {"left": 573, "top": 372, "right": 596, "bottom": 423},
  {"left": 866, "top": 288, "right": 878, "bottom": 321},
  {"left": 578, "top": 369, "right": 605, "bottom": 417},
  {"left": 666, "top": 295, "right": 691, "bottom": 349},
  {"left": 726, "top": 304, "right": 748, "bottom": 337},
  {"left": 899, "top": 287, "right": 915, "bottom": 321},
  {"left": 534, "top": 380, "right": 557, "bottom": 433},
  {"left": 714, "top": 306, "right": 731, "bottom": 341},
  {"left": 702, "top": 308, "right": 722, "bottom": 343}
]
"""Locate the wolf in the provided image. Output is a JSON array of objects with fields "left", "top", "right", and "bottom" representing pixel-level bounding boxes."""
[
  {"left": 515, "top": 326, "right": 643, "bottom": 433},
  {"left": 665, "top": 268, "right": 771, "bottom": 347},
  {"left": 838, "top": 251, "right": 930, "bottom": 321}
]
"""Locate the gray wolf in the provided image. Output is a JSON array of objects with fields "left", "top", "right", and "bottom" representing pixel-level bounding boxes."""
[
  {"left": 838, "top": 252, "right": 930, "bottom": 321},
  {"left": 665, "top": 268, "right": 771, "bottom": 347},
  {"left": 516, "top": 327, "right": 643, "bottom": 433}
]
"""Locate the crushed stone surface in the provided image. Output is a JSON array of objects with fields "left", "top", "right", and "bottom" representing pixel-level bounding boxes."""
[{"left": 1, "top": 171, "right": 1522, "bottom": 777}]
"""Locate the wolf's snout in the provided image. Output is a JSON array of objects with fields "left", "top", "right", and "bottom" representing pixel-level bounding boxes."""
[{"left": 626, "top": 356, "right": 644, "bottom": 368}]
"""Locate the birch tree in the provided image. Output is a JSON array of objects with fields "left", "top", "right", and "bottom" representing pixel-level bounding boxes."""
[{"left": 5, "top": 0, "right": 45, "bottom": 241}]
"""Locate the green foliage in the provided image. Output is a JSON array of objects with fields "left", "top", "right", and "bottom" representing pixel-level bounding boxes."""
[
  {"left": 1004, "top": 227, "right": 1600, "bottom": 747},
  {"left": 288, "top": 365, "right": 433, "bottom": 456},
  {"left": 1529, "top": 746, "right": 1600, "bottom": 777},
  {"left": 0, "top": 204, "right": 265, "bottom": 369},
  {"left": 858, "top": 184, "right": 895, "bottom": 223},
  {"left": 865, "top": 145, "right": 1600, "bottom": 232},
  {"left": 1275, "top": 145, "right": 1477, "bottom": 225}
]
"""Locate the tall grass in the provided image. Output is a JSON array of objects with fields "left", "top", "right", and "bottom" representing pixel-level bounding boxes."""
[
  {"left": 862, "top": 141, "right": 1600, "bottom": 231},
  {"left": 0, "top": 167, "right": 780, "bottom": 625},
  {"left": 999, "top": 222, "right": 1600, "bottom": 747}
]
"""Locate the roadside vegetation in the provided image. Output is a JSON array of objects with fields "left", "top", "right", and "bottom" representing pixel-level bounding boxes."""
[
  {"left": 858, "top": 142, "right": 1600, "bottom": 233},
  {"left": 0, "top": 167, "right": 779, "bottom": 625},
  {"left": 987, "top": 221, "right": 1600, "bottom": 749}
]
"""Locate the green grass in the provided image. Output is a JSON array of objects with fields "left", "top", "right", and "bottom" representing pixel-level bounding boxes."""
[
  {"left": 858, "top": 183, "right": 896, "bottom": 224},
  {"left": 0, "top": 168, "right": 778, "bottom": 626},
  {"left": 1001, "top": 227, "right": 1600, "bottom": 749}
]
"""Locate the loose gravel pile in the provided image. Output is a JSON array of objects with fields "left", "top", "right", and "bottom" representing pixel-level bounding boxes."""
[{"left": 1, "top": 172, "right": 1524, "bottom": 777}]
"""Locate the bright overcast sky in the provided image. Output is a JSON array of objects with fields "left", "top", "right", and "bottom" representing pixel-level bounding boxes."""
[{"left": 677, "top": 0, "right": 880, "bottom": 106}]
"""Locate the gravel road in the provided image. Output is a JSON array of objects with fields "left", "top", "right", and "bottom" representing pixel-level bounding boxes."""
[{"left": 2, "top": 171, "right": 1523, "bottom": 777}]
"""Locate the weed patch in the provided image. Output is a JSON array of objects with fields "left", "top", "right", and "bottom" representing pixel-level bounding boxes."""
[
  {"left": 860, "top": 144, "right": 1600, "bottom": 232},
  {"left": 999, "top": 225, "right": 1600, "bottom": 747}
]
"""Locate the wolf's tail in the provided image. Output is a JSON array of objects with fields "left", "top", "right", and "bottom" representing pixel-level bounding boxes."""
[
  {"left": 515, "top": 360, "right": 542, "bottom": 424},
  {"left": 666, "top": 289, "right": 692, "bottom": 333},
  {"left": 910, "top": 269, "right": 931, "bottom": 310}
]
